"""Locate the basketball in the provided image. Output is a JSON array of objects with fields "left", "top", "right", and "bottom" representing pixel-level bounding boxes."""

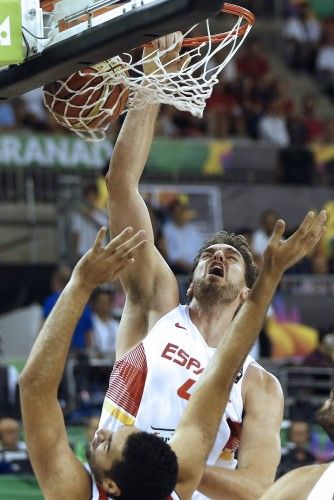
[{"left": 43, "top": 57, "right": 129, "bottom": 132}]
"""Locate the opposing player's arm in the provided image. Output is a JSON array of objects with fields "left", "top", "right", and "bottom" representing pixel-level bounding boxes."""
[
  {"left": 19, "top": 228, "right": 146, "bottom": 499},
  {"left": 198, "top": 367, "right": 283, "bottom": 500},
  {"left": 260, "top": 464, "right": 325, "bottom": 500},
  {"left": 19, "top": 280, "right": 94, "bottom": 499},
  {"left": 20, "top": 378, "right": 91, "bottom": 498},
  {"left": 171, "top": 211, "right": 327, "bottom": 499}
]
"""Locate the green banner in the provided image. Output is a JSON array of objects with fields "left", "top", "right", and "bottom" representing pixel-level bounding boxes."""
[
  {"left": 0, "top": 133, "right": 234, "bottom": 174},
  {"left": 0, "top": 133, "right": 113, "bottom": 169},
  {"left": 309, "top": 0, "right": 334, "bottom": 18},
  {"left": 0, "top": 0, "right": 23, "bottom": 66}
]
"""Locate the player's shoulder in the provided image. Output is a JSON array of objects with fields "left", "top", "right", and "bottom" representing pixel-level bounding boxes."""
[{"left": 243, "top": 361, "right": 283, "bottom": 399}]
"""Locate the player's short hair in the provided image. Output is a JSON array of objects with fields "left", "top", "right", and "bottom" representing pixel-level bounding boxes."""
[
  {"left": 107, "top": 432, "right": 178, "bottom": 500},
  {"left": 189, "top": 231, "right": 259, "bottom": 289}
]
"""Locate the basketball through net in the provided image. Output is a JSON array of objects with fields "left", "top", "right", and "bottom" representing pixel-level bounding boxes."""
[{"left": 43, "top": 3, "right": 255, "bottom": 141}]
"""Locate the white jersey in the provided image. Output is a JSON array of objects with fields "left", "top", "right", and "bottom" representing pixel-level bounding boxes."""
[
  {"left": 307, "top": 462, "right": 334, "bottom": 500},
  {"left": 100, "top": 305, "right": 259, "bottom": 500}
]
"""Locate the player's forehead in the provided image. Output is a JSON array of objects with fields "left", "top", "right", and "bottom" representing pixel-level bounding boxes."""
[{"left": 201, "top": 243, "right": 242, "bottom": 258}]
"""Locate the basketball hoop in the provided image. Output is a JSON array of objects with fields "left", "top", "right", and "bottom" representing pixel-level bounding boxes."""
[
  {"left": 43, "top": 3, "right": 255, "bottom": 141},
  {"left": 145, "top": 3, "right": 255, "bottom": 47}
]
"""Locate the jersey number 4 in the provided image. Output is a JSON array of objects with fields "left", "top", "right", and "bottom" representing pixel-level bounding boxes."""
[{"left": 177, "top": 378, "right": 196, "bottom": 401}]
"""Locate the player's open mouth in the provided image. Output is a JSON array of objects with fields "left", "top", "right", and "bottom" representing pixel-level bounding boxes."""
[{"left": 208, "top": 263, "right": 224, "bottom": 277}]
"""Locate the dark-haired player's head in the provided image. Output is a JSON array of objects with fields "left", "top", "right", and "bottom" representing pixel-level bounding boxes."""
[
  {"left": 187, "top": 231, "right": 259, "bottom": 309},
  {"left": 316, "top": 389, "right": 334, "bottom": 442},
  {"left": 87, "top": 426, "right": 178, "bottom": 499}
]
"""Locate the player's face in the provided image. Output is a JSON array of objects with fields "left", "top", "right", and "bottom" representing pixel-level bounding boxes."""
[
  {"left": 316, "top": 389, "right": 334, "bottom": 441},
  {"left": 87, "top": 425, "right": 140, "bottom": 477},
  {"left": 190, "top": 244, "right": 248, "bottom": 304}
]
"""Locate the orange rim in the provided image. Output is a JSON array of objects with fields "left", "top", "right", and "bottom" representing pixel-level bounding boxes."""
[{"left": 144, "top": 3, "right": 255, "bottom": 48}]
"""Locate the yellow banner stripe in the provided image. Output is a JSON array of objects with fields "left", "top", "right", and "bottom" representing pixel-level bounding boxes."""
[{"left": 102, "top": 400, "right": 135, "bottom": 426}]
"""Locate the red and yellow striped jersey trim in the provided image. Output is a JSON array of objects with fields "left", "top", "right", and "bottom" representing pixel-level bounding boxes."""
[{"left": 102, "top": 399, "right": 136, "bottom": 426}]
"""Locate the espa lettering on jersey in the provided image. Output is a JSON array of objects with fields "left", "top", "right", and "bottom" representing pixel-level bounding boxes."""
[{"left": 161, "top": 343, "right": 204, "bottom": 375}]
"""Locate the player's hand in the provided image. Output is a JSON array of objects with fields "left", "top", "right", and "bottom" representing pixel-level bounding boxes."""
[
  {"left": 262, "top": 210, "right": 327, "bottom": 279},
  {"left": 143, "top": 31, "right": 190, "bottom": 75},
  {"left": 72, "top": 226, "right": 147, "bottom": 290}
]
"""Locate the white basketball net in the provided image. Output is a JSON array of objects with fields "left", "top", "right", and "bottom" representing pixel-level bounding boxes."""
[{"left": 44, "top": 16, "right": 253, "bottom": 141}]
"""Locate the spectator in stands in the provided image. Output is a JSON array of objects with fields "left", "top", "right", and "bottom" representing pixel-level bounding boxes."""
[
  {"left": 303, "top": 333, "right": 334, "bottom": 368},
  {"left": 20, "top": 88, "right": 49, "bottom": 131},
  {"left": 0, "top": 364, "right": 19, "bottom": 419},
  {"left": 268, "top": 78, "right": 295, "bottom": 117},
  {"left": 311, "top": 253, "right": 329, "bottom": 274},
  {"left": 266, "top": 84, "right": 306, "bottom": 146},
  {"left": 301, "top": 93, "right": 325, "bottom": 143},
  {"left": 236, "top": 38, "right": 271, "bottom": 82},
  {"left": 282, "top": 0, "right": 321, "bottom": 72},
  {"left": 71, "top": 184, "right": 108, "bottom": 262},
  {"left": 42, "top": 265, "right": 93, "bottom": 402},
  {"left": 157, "top": 105, "right": 182, "bottom": 137},
  {"left": 252, "top": 209, "right": 280, "bottom": 264},
  {"left": 324, "top": 117, "right": 334, "bottom": 143},
  {"left": 161, "top": 197, "right": 204, "bottom": 274},
  {"left": 277, "top": 420, "right": 316, "bottom": 478},
  {"left": 243, "top": 93, "right": 264, "bottom": 139},
  {"left": 42, "top": 265, "right": 93, "bottom": 351},
  {"left": 205, "top": 80, "right": 245, "bottom": 138},
  {"left": 258, "top": 98, "right": 290, "bottom": 147},
  {"left": 0, "top": 103, "right": 16, "bottom": 130},
  {"left": 286, "top": 109, "right": 309, "bottom": 146},
  {"left": 90, "top": 288, "right": 119, "bottom": 361},
  {"left": 42, "top": 264, "right": 71, "bottom": 314},
  {"left": 316, "top": 32, "right": 334, "bottom": 102},
  {"left": 0, "top": 418, "right": 32, "bottom": 474}
]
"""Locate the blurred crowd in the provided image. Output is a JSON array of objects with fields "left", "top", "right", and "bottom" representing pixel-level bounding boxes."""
[{"left": 1, "top": 1, "right": 333, "bottom": 151}]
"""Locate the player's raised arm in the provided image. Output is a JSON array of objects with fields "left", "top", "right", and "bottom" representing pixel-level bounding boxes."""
[
  {"left": 106, "top": 34, "right": 185, "bottom": 358},
  {"left": 171, "top": 210, "right": 327, "bottom": 499},
  {"left": 19, "top": 228, "right": 147, "bottom": 499}
]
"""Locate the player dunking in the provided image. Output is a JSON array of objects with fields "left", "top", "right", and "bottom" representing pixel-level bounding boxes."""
[
  {"left": 100, "top": 32, "right": 283, "bottom": 499},
  {"left": 19, "top": 211, "right": 327, "bottom": 500},
  {"left": 260, "top": 388, "right": 334, "bottom": 500}
]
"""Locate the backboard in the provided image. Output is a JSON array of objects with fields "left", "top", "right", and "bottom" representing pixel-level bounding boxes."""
[{"left": 0, "top": 0, "right": 223, "bottom": 100}]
